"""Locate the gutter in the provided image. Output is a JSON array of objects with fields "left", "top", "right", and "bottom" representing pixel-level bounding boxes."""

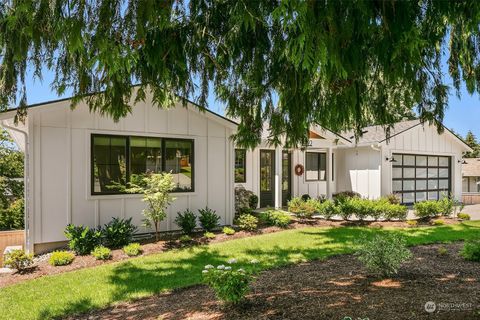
[{"left": 1, "top": 120, "right": 32, "bottom": 253}]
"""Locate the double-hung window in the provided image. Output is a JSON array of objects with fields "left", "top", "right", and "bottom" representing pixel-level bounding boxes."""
[
  {"left": 92, "top": 134, "right": 194, "bottom": 194},
  {"left": 234, "top": 149, "right": 247, "bottom": 183},
  {"left": 305, "top": 152, "right": 327, "bottom": 181}
]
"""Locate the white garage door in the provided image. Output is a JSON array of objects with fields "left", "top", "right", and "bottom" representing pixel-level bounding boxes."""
[{"left": 392, "top": 154, "right": 451, "bottom": 204}]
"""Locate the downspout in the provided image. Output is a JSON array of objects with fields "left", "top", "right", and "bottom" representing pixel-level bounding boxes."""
[{"left": 1, "top": 120, "right": 31, "bottom": 253}]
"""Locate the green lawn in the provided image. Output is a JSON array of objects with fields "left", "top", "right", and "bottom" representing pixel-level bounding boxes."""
[{"left": 1, "top": 221, "right": 480, "bottom": 320}]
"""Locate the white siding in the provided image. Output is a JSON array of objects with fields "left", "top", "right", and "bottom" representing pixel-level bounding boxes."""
[{"left": 28, "top": 95, "right": 235, "bottom": 248}]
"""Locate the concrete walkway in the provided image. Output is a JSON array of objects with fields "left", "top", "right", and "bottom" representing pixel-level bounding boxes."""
[{"left": 461, "top": 204, "right": 480, "bottom": 220}]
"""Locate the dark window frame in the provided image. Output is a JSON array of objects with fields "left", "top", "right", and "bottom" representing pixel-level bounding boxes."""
[
  {"left": 234, "top": 149, "right": 247, "bottom": 183},
  {"left": 91, "top": 134, "right": 195, "bottom": 195},
  {"left": 392, "top": 153, "right": 451, "bottom": 204},
  {"left": 305, "top": 152, "right": 327, "bottom": 181}
]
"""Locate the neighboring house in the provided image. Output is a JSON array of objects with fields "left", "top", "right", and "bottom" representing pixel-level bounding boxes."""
[
  {"left": 462, "top": 158, "right": 480, "bottom": 204},
  {"left": 0, "top": 93, "right": 472, "bottom": 254}
]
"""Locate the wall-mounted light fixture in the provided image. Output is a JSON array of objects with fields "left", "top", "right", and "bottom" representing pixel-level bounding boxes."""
[
  {"left": 385, "top": 156, "right": 397, "bottom": 163},
  {"left": 457, "top": 159, "right": 467, "bottom": 164}
]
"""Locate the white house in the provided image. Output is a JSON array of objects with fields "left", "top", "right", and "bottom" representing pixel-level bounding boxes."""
[{"left": 0, "top": 94, "right": 471, "bottom": 254}]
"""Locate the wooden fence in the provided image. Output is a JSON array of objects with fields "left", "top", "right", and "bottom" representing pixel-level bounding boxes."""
[
  {"left": 462, "top": 193, "right": 480, "bottom": 205},
  {"left": 0, "top": 230, "right": 24, "bottom": 266}
]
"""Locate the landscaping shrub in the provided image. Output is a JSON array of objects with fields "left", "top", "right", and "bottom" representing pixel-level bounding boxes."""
[
  {"left": 437, "top": 246, "right": 448, "bottom": 256},
  {"left": 287, "top": 197, "right": 304, "bottom": 214},
  {"left": 337, "top": 197, "right": 356, "bottom": 220},
  {"left": 350, "top": 197, "right": 374, "bottom": 220},
  {"left": 237, "top": 207, "right": 253, "bottom": 216},
  {"left": 431, "top": 219, "right": 445, "bottom": 226},
  {"left": 414, "top": 200, "right": 441, "bottom": 219},
  {"left": 332, "top": 191, "right": 361, "bottom": 203},
  {"left": 287, "top": 197, "right": 317, "bottom": 218},
  {"left": 249, "top": 194, "right": 258, "bottom": 209},
  {"left": 385, "top": 193, "right": 401, "bottom": 205},
  {"left": 4, "top": 249, "right": 33, "bottom": 271},
  {"left": 317, "top": 199, "right": 339, "bottom": 220},
  {"left": 356, "top": 233, "right": 412, "bottom": 277},
  {"left": 49, "top": 251, "right": 75, "bottom": 266},
  {"left": 199, "top": 207, "right": 220, "bottom": 231},
  {"left": 458, "top": 213, "right": 471, "bottom": 220},
  {"left": 438, "top": 195, "right": 455, "bottom": 216},
  {"left": 174, "top": 209, "right": 197, "bottom": 234},
  {"left": 0, "top": 198, "right": 24, "bottom": 231},
  {"left": 259, "top": 210, "right": 291, "bottom": 228},
  {"left": 406, "top": 220, "right": 418, "bottom": 227},
  {"left": 123, "top": 243, "right": 142, "bottom": 256},
  {"left": 102, "top": 217, "right": 137, "bottom": 248},
  {"left": 301, "top": 194, "right": 311, "bottom": 201},
  {"left": 91, "top": 246, "right": 112, "bottom": 260},
  {"left": 64, "top": 224, "right": 102, "bottom": 255},
  {"left": 384, "top": 203, "right": 408, "bottom": 220},
  {"left": 235, "top": 214, "right": 258, "bottom": 231},
  {"left": 461, "top": 240, "right": 480, "bottom": 262},
  {"left": 204, "top": 231, "right": 216, "bottom": 239},
  {"left": 202, "top": 261, "right": 252, "bottom": 304},
  {"left": 179, "top": 235, "right": 193, "bottom": 243},
  {"left": 223, "top": 227, "right": 235, "bottom": 235},
  {"left": 234, "top": 186, "right": 256, "bottom": 214}
]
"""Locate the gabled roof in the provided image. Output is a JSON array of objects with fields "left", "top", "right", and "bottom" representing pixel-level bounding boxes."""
[
  {"left": 462, "top": 158, "right": 480, "bottom": 177},
  {"left": 340, "top": 119, "right": 472, "bottom": 151}
]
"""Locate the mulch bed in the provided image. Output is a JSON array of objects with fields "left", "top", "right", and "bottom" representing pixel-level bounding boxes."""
[
  {"left": 75, "top": 242, "right": 480, "bottom": 320},
  {"left": 0, "top": 217, "right": 461, "bottom": 288}
]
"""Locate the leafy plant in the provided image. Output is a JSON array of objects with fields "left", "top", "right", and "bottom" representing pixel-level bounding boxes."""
[
  {"left": 91, "top": 246, "right": 112, "bottom": 260},
  {"left": 259, "top": 210, "right": 291, "bottom": 228},
  {"left": 4, "top": 249, "right": 33, "bottom": 271},
  {"left": 235, "top": 214, "right": 258, "bottom": 231},
  {"left": 332, "top": 191, "right": 361, "bottom": 203},
  {"left": 179, "top": 235, "right": 193, "bottom": 243},
  {"left": 238, "top": 206, "right": 253, "bottom": 216},
  {"left": 437, "top": 246, "right": 448, "bottom": 256},
  {"left": 248, "top": 194, "right": 258, "bottom": 209},
  {"left": 431, "top": 219, "right": 445, "bottom": 226},
  {"left": 383, "top": 203, "right": 408, "bottom": 220},
  {"left": 102, "top": 217, "right": 137, "bottom": 248},
  {"left": 438, "top": 195, "right": 455, "bottom": 216},
  {"left": 202, "top": 262, "right": 252, "bottom": 304},
  {"left": 204, "top": 232, "right": 216, "bottom": 239},
  {"left": 198, "top": 207, "right": 220, "bottom": 231},
  {"left": 0, "top": 198, "right": 24, "bottom": 231},
  {"left": 317, "top": 199, "right": 339, "bottom": 220},
  {"left": 414, "top": 200, "right": 441, "bottom": 219},
  {"left": 385, "top": 194, "right": 401, "bottom": 205},
  {"left": 461, "top": 240, "right": 480, "bottom": 262},
  {"left": 127, "top": 173, "right": 176, "bottom": 241},
  {"left": 406, "top": 220, "right": 418, "bottom": 227},
  {"left": 64, "top": 224, "right": 102, "bottom": 255},
  {"left": 49, "top": 251, "right": 75, "bottom": 266},
  {"left": 356, "top": 234, "right": 412, "bottom": 277},
  {"left": 301, "top": 194, "right": 311, "bottom": 201},
  {"left": 123, "top": 243, "right": 142, "bottom": 256},
  {"left": 223, "top": 227, "right": 235, "bottom": 235},
  {"left": 174, "top": 209, "right": 197, "bottom": 234},
  {"left": 287, "top": 197, "right": 317, "bottom": 218},
  {"left": 458, "top": 213, "right": 471, "bottom": 220}
]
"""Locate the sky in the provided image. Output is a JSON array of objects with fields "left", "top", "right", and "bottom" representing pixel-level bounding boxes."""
[{"left": 21, "top": 62, "right": 480, "bottom": 140}]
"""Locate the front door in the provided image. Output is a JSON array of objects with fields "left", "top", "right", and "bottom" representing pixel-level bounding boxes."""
[
  {"left": 260, "top": 150, "right": 275, "bottom": 207},
  {"left": 282, "top": 151, "right": 292, "bottom": 206}
]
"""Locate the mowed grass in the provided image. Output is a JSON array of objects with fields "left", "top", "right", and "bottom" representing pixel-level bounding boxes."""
[{"left": 1, "top": 221, "right": 480, "bottom": 320}]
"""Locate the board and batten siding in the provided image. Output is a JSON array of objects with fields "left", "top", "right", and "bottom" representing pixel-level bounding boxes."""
[
  {"left": 380, "top": 123, "right": 465, "bottom": 201},
  {"left": 28, "top": 98, "right": 235, "bottom": 248}
]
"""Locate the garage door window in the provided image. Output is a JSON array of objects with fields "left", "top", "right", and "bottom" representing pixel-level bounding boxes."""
[{"left": 392, "top": 154, "right": 451, "bottom": 204}]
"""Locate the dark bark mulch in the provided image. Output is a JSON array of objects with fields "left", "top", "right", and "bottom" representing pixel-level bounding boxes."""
[{"left": 77, "top": 242, "right": 480, "bottom": 320}]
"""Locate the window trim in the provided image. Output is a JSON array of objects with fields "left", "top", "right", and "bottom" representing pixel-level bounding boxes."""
[
  {"left": 305, "top": 151, "right": 327, "bottom": 182},
  {"left": 91, "top": 134, "right": 195, "bottom": 195},
  {"left": 234, "top": 149, "right": 247, "bottom": 183}
]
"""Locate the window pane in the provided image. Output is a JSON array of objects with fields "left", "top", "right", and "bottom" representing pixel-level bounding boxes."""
[
  {"left": 130, "top": 137, "right": 162, "bottom": 183},
  {"left": 439, "top": 168, "right": 449, "bottom": 178},
  {"left": 439, "top": 157, "right": 449, "bottom": 167},
  {"left": 428, "top": 168, "right": 438, "bottom": 178},
  {"left": 92, "top": 135, "right": 127, "bottom": 193},
  {"left": 403, "top": 155, "right": 415, "bottom": 166},
  {"left": 416, "top": 192, "right": 427, "bottom": 202},
  {"left": 439, "top": 179, "right": 449, "bottom": 190},
  {"left": 416, "top": 180, "right": 427, "bottom": 190},
  {"left": 428, "top": 156, "right": 438, "bottom": 166},
  {"left": 392, "top": 180, "right": 402, "bottom": 192},
  {"left": 403, "top": 168, "right": 415, "bottom": 178},
  {"left": 306, "top": 153, "right": 320, "bottom": 180},
  {"left": 416, "top": 156, "right": 427, "bottom": 166},
  {"left": 319, "top": 153, "right": 327, "bottom": 180},
  {"left": 428, "top": 191, "right": 438, "bottom": 200},
  {"left": 393, "top": 167, "right": 402, "bottom": 178},
  {"left": 428, "top": 179, "right": 438, "bottom": 189},
  {"left": 392, "top": 154, "right": 402, "bottom": 165},
  {"left": 416, "top": 167, "right": 427, "bottom": 178},
  {"left": 235, "top": 149, "right": 246, "bottom": 183},
  {"left": 165, "top": 139, "right": 193, "bottom": 191},
  {"left": 403, "top": 192, "right": 414, "bottom": 203},
  {"left": 403, "top": 180, "right": 415, "bottom": 191}
]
